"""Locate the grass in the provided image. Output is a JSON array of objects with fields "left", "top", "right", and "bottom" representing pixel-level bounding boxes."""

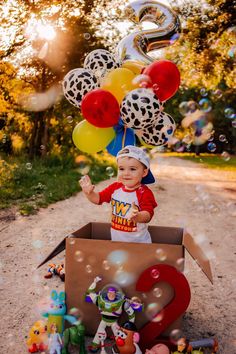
[
  {"left": 160, "top": 152, "right": 236, "bottom": 171},
  {"left": 0, "top": 153, "right": 117, "bottom": 215}
]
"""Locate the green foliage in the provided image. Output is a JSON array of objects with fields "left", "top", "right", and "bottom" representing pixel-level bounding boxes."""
[{"left": 0, "top": 153, "right": 116, "bottom": 214}]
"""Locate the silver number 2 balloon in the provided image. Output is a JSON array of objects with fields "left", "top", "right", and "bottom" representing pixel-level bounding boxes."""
[{"left": 116, "top": 0, "right": 180, "bottom": 65}]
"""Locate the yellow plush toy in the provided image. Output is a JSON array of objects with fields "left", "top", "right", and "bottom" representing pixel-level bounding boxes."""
[{"left": 26, "top": 320, "right": 48, "bottom": 353}]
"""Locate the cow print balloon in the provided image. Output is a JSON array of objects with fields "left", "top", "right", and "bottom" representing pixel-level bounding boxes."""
[
  {"left": 137, "top": 112, "right": 176, "bottom": 146},
  {"left": 84, "top": 49, "right": 119, "bottom": 80},
  {"left": 120, "top": 88, "right": 161, "bottom": 130},
  {"left": 63, "top": 68, "right": 98, "bottom": 108}
]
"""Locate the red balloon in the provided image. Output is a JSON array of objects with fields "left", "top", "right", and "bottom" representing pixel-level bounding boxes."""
[
  {"left": 143, "top": 60, "right": 180, "bottom": 102},
  {"left": 81, "top": 89, "right": 120, "bottom": 128}
]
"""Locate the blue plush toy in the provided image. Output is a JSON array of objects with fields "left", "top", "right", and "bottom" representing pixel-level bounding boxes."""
[{"left": 42, "top": 290, "right": 76, "bottom": 336}]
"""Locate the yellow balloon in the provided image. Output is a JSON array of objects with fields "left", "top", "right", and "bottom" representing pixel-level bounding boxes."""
[
  {"left": 122, "top": 60, "right": 145, "bottom": 75},
  {"left": 101, "top": 68, "right": 138, "bottom": 104},
  {"left": 72, "top": 120, "right": 115, "bottom": 154}
]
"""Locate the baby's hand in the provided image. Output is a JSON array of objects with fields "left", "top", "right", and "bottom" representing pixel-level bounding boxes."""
[
  {"left": 79, "top": 175, "right": 94, "bottom": 195},
  {"left": 128, "top": 202, "right": 139, "bottom": 222}
]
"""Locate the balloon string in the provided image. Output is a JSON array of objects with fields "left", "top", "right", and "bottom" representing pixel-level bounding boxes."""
[{"left": 122, "top": 125, "right": 127, "bottom": 148}]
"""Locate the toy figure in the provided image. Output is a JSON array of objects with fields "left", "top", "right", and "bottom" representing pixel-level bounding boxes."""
[
  {"left": 48, "top": 323, "right": 63, "bottom": 354},
  {"left": 173, "top": 337, "right": 218, "bottom": 353},
  {"left": 145, "top": 343, "right": 170, "bottom": 354},
  {"left": 85, "top": 277, "right": 142, "bottom": 353},
  {"left": 113, "top": 322, "right": 142, "bottom": 354},
  {"left": 44, "top": 263, "right": 65, "bottom": 281},
  {"left": 62, "top": 321, "right": 87, "bottom": 354},
  {"left": 26, "top": 320, "right": 48, "bottom": 353},
  {"left": 41, "top": 290, "right": 76, "bottom": 335},
  {"left": 97, "top": 332, "right": 108, "bottom": 354}
]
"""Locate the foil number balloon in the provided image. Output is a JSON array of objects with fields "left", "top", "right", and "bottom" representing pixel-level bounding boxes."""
[{"left": 117, "top": 0, "right": 181, "bottom": 65}]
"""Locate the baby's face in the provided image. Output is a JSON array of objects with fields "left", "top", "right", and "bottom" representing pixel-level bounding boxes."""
[{"left": 117, "top": 156, "right": 148, "bottom": 190}]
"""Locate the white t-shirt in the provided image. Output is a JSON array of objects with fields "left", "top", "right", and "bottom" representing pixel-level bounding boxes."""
[{"left": 99, "top": 182, "right": 157, "bottom": 243}]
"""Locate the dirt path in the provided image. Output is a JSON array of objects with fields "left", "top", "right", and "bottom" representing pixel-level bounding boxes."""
[{"left": 0, "top": 156, "right": 235, "bottom": 353}]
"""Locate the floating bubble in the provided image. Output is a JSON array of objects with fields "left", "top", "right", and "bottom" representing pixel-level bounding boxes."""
[
  {"left": 207, "top": 142, "right": 216, "bottom": 152},
  {"left": 130, "top": 296, "right": 142, "bottom": 310},
  {"left": 221, "top": 151, "right": 230, "bottom": 161},
  {"left": 66, "top": 115, "right": 73, "bottom": 124},
  {"left": 102, "top": 260, "right": 111, "bottom": 270},
  {"left": 155, "top": 248, "right": 167, "bottom": 261},
  {"left": 77, "top": 161, "right": 90, "bottom": 175},
  {"left": 170, "top": 33, "right": 180, "bottom": 44},
  {"left": 211, "top": 89, "right": 222, "bottom": 99},
  {"left": 85, "top": 264, "right": 92, "bottom": 273},
  {"left": 219, "top": 134, "right": 226, "bottom": 142},
  {"left": 132, "top": 74, "right": 152, "bottom": 88},
  {"left": 153, "top": 287, "right": 163, "bottom": 298},
  {"left": 199, "top": 98, "right": 212, "bottom": 112},
  {"left": 208, "top": 203, "right": 220, "bottom": 214},
  {"left": 224, "top": 107, "right": 236, "bottom": 119},
  {"left": 107, "top": 250, "right": 128, "bottom": 266},
  {"left": 114, "top": 270, "right": 135, "bottom": 286},
  {"left": 83, "top": 33, "right": 91, "bottom": 40},
  {"left": 176, "top": 258, "right": 185, "bottom": 272},
  {"left": 208, "top": 134, "right": 214, "bottom": 142},
  {"left": 179, "top": 101, "right": 189, "bottom": 116},
  {"left": 106, "top": 166, "right": 114, "bottom": 177},
  {"left": 25, "top": 162, "right": 32, "bottom": 170},
  {"left": 145, "top": 303, "right": 164, "bottom": 322},
  {"left": 68, "top": 238, "right": 75, "bottom": 245},
  {"left": 74, "top": 250, "right": 84, "bottom": 262},
  {"left": 68, "top": 307, "right": 84, "bottom": 322},
  {"left": 228, "top": 45, "right": 236, "bottom": 58},
  {"left": 32, "top": 240, "right": 43, "bottom": 249},
  {"left": 150, "top": 268, "right": 160, "bottom": 279},
  {"left": 170, "top": 328, "right": 184, "bottom": 344},
  {"left": 40, "top": 145, "right": 45, "bottom": 150},
  {"left": 200, "top": 88, "right": 208, "bottom": 97}
]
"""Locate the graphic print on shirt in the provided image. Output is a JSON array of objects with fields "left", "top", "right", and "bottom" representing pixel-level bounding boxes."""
[{"left": 111, "top": 198, "right": 138, "bottom": 232}]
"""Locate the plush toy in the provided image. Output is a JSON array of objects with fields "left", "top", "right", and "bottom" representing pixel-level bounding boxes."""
[
  {"left": 26, "top": 320, "right": 48, "bottom": 353},
  {"left": 44, "top": 263, "right": 65, "bottom": 281},
  {"left": 41, "top": 290, "right": 76, "bottom": 336},
  {"left": 113, "top": 322, "right": 142, "bottom": 354}
]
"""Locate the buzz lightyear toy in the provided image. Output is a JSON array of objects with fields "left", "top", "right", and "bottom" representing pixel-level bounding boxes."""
[{"left": 85, "top": 276, "right": 142, "bottom": 353}]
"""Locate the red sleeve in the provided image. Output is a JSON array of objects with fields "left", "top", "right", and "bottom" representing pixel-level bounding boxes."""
[
  {"left": 98, "top": 182, "right": 122, "bottom": 204},
  {"left": 136, "top": 186, "right": 158, "bottom": 219}
]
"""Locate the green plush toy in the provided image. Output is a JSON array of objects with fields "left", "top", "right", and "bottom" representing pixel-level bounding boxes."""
[{"left": 62, "top": 322, "right": 86, "bottom": 354}]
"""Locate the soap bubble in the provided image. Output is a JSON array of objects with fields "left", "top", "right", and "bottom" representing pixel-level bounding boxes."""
[
  {"left": 153, "top": 287, "right": 163, "bottom": 298},
  {"left": 66, "top": 115, "right": 73, "bottom": 124},
  {"left": 221, "top": 151, "right": 230, "bottom": 161},
  {"left": 145, "top": 303, "right": 164, "bottom": 322},
  {"left": 102, "top": 260, "right": 110, "bottom": 270},
  {"left": 32, "top": 240, "right": 43, "bottom": 249},
  {"left": 107, "top": 250, "right": 128, "bottom": 265},
  {"left": 200, "top": 88, "right": 208, "bottom": 97},
  {"left": 114, "top": 270, "right": 135, "bottom": 286},
  {"left": 25, "top": 162, "right": 32, "bottom": 170},
  {"left": 85, "top": 264, "right": 92, "bottom": 273},
  {"left": 170, "top": 328, "right": 184, "bottom": 344},
  {"left": 68, "top": 238, "right": 75, "bottom": 245},
  {"left": 228, "top": 45, "right": 236, "bottom": 58},
  {"left": 155, "top": 248, "right": 167, "bottom": 261},
  {"left": 40, "top": 145, "right": 45, "bottom": 150},
  {"left": 176, "top": 258, "right": 185, "bottom": 272},
  {"left": 130, "top": 296, "right": 142, "bottom": 310},
  {"left": 207, "top": 142, "right": 216, "bottom": 152},
  {"left": 199, "top": 98, "right": 212, "bottom": 112},
  {"left": 211, "top": 89, "right": 222, "bottom": 98},
  {"left": 150, "top": 268, "right": 160, "bottom": 279},
  {"left": 83, "top": 33, "right": 91, "bottom": 40},
  {"left": 178, "top": 101, "right": 198, "bottom": 116},
  {"left": 232, "top": 120, "right": 236, "bottom": 128},
  {"left": 224, "top": 107, "right": 236, "bottom": 119},
  {"left": 106, "top": 166, "right": 114, "bottom": 177},
  {"left": 132, "top": 74, "right": 152, "bottom": 88},
  {"left": 170, "top": 33, "right": 180, "bottom": 44},
  {"left": 219, "top": 134, "right": 226, "bottom": 142},
  {"left": 77, "top": 161, "right": 90, "bottom": 175},
  {"left": 74, "top": 250, "right": 84, "bottom": 262}
]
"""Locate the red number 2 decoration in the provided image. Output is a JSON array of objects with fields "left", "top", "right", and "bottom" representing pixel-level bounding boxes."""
[{"left": 136, "top": 264, "right": 191, "bottom": 350}]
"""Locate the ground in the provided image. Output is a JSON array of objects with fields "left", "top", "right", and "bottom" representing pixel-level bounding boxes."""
[{"left": 0, "top": 156, "right": 235, "bottom": 353}]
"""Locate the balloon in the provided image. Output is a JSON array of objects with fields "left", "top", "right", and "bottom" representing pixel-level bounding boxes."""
[
  {"left": 120, "top": 88, "right": 161, "bottom": 130},
  {"left": 81, "top": 89, "right": 120, "bottom": 128},
  {"left": 136, "top": 111, "right": 176, "bottom": 146},
  {"left": 84, "top": 49, "right": 119, "bottom": 81},
  {"left": 106, "top": 119, "right": 135, "bottom": 156},
  {"left": 122, "top": 60, "right": 145, "bottom": 75},
  {"left": 101, "top": 68, "right": 138, "bottom": 104},
  {"left": 63, "top": 68, "right": 98, "bottom": 108},
  {"left": 116, "top": 1, "right": 180, "bottom": 65},
  {"left": 72, "top": 120, "right": 115, "bottom": 154},
  {"left": 143, "top": 60, "right": 180, "bottom": 101}
]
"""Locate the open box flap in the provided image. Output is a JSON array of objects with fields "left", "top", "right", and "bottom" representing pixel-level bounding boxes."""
[
  {"left": 183, "top": 231, "right": 213, "bottom": 284},
  {"left": 37, "top": 237, "right": 67, "bottom": 268}
]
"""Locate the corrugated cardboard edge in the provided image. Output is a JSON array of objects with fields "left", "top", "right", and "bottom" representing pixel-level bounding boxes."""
[{"left": 183, "top": 230, "right": 213, "bottom": 284}]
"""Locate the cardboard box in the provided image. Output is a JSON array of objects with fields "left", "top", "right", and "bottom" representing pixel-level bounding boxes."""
[{"left": 39, "top": 222, "right": 212, "bottom": 336}]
